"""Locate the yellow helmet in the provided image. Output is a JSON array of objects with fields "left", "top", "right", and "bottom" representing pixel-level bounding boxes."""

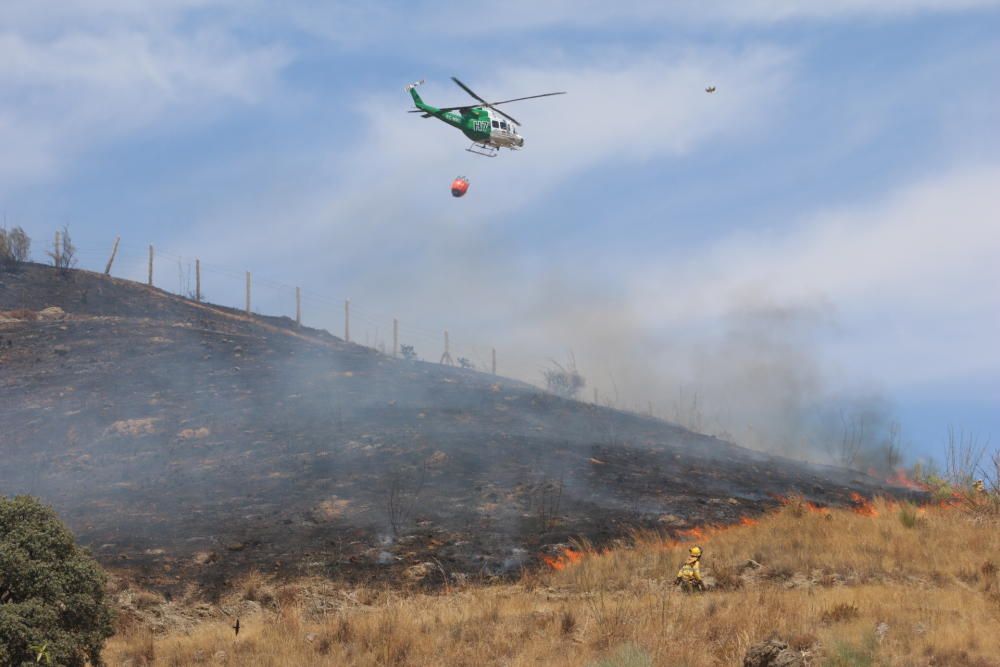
[{"left": 689, "top": 546, "right": 702, "bottom": 557}]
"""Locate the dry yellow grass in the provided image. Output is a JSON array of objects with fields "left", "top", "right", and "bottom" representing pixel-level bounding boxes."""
[{"left": 104, "top": 498, "right": 1000, "bottom": 666}]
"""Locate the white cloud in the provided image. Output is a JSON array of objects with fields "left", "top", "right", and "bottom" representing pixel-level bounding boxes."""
[
  {"left": 629, "top": 164, "right": 1000, "bottom": 386},
  {"left": 411, "top": 0, "right": 1000, "bottom": 35},
  {"left": 0, "top": 4, "right": 288, "bottom": 192},
  {"left": 249, "top": 0, "right": 1000, "bottom": 48},
  {"left": 697, "top": 0, "right": 1000, "bottom": 22}
]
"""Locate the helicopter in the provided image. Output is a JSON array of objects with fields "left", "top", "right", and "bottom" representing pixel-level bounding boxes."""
[{"left": 406, "top": 77, "right": 566, "bottom": 157}]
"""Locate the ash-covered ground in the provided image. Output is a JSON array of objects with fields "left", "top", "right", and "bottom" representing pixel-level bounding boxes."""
[{"left": 0, "top": 264, "right": 920, "bottom": 596}]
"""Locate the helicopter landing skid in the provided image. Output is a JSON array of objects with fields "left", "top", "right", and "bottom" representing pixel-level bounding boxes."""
[{"left": 466, "top": 143, "right": 499, "bottom": 158}]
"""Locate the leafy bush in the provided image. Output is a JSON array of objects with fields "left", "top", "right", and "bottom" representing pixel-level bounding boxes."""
[
  {"left": 0, "top": 226, "right": 31, "bottom": 271},
  {"left": 0, "top": 496, "right": 114, "bottom": 666},
  {"left": 400, "top": 344, "right": 417, "bottom": 361}
]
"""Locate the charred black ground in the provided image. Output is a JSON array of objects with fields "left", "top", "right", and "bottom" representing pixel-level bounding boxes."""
[{"left": 0, "top": 264, "right": 920, "bottom": 596}]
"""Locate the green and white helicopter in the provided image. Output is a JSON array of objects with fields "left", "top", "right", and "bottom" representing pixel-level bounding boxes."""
[{"left": 406, "top": 77, "right": 566, "bottom": 157}]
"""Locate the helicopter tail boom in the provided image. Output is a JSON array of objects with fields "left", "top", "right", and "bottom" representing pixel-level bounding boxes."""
[
  {"left": 404, "top": 81, "right": 465, "bottom": 128},
  {"left": 405, "top": 80, "right": 428, "bottom": 107}
]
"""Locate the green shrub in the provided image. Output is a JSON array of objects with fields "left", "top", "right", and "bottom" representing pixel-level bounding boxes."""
[{"left": 0, "top": 495, "right": 114, "bottom": 666}]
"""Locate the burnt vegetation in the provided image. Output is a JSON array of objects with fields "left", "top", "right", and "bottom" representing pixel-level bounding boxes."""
[
  {"left": 45, "top": 226, "right": 78, "bottom": 274},
  {"left": 385, "top": 463, "right": 428, "bottom": 537},
  {"left": 543, "top": 355, "right": 585, "bottom": 400},
  {"left": 0, "top": 263, "right": 922, "bottom": 596}
]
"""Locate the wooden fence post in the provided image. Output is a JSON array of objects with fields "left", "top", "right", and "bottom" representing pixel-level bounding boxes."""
[
  {"left": 440, "top": 330, "right": 454, "bottom": 365},
  {"left": 344, "top": 299, "right": 350, "bottom": 342},
  {"left": 104, "top": 237, "right": 120, "bottom": 275},
  {"left": 147, "top": 245, "right": 153, "bottom": 286},
  {"left": 245, "top": 271, "right": 251, "bottom": 316},
  {"left": 295, "top": 287, "right": 301, "bottom": 327},
  {"left": 195, "top": 259, "right": 201, "bottom": 302},
  {"left": 492, "top": 348, "right": 497, "bottom": 375},
  {"left": 393, "top": 318, "right": 399, "bottom": 357}
]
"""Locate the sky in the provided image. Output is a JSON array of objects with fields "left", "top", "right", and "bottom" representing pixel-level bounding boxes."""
[{"left": 2, "top": 1, "right": 998, "bottom": 466}]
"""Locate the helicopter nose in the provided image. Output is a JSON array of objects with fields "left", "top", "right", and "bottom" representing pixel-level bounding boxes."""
[{"left": 516, "top": 136, "right": 524, "bottom": 147}]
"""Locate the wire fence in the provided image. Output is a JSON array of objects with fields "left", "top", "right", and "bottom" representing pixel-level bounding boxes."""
[
  {"left": 52, "top": 235, "right": 501, "bottom": 376},
  {"left": 15, "top": 231, "right": 708, "bottom": 428}
]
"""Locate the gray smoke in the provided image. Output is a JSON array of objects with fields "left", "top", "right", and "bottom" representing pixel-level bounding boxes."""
[{"left": 503, "top": 287, "right": 903, "bottom": 472}]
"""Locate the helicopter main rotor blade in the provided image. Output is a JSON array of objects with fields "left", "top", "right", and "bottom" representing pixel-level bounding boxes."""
[
  {"left": 488, "top": 91, "right": 567, "bottom": 106},
  {"left": 451, "top": 76, "right": 566, "bottom": 126},
  {"left": 486, "top": 92, "right": 565, "bottom": 125},
  {"left": 492, "top": 107, "right": 521, "bottom": 126},
  {"left": 423, "top": 96, "right": 565, "bottom": 114},
  {"left": 452, "top": 76, "right": 521, "bottom": 125},
  {"left": 451, "top": 76, "right": 488, "bottom": 105},
  {"left": 410, "top": 105, "right": 481, "bottom": 114}
]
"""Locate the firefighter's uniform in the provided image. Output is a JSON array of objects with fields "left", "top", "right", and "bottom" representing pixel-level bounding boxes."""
[{"left": 675, "top": 546, "right": 705, "bottom": 591}]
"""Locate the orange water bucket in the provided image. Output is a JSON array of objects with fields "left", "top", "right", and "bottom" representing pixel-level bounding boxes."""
[{"left": 451, "top": 176, "right": 470, "bottom": 197}]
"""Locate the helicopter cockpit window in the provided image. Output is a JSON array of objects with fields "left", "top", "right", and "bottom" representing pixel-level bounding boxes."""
[
  {"left": 500, "top": 121, "right": 508, "bottom": 130},
  {"left": 491, "top": 120, "right": 499, "bottom": 128}
]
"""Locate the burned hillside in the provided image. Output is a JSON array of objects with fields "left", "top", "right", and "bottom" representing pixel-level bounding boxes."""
[{"left": 0, "top": 264, "right": 919, "bottom": 594}]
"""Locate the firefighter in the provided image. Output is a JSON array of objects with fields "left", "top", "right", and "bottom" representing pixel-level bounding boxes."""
[
  {"left": 973, "top": 479, "right": 986, "bottom": 495},
  {"left": 675, "top": 545, "right": 705, "bottom": 592}
]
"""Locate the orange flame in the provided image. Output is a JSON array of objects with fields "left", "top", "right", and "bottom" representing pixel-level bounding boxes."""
[
  {"left": 799, "top": 500, "right": 828, "bottom": 515},
  {"left": 543, "top": 547, "right": 582, "bottom": 570},
  {"left": 772, "top": 494, "right": 827, "bottom": 515},
  {"left": 884, "top": 468, "right": 926, "bottom": 491},
  {"left": 540, "top": 488, "right": 963, "bottom": 573},
  {"left": 936, "top": 491, "right": 965, "bottom": 508},
  {"left": 849, "top": 492, "right": 878, "bottom": 516},
  {"left": 670, "top": 516, "right": 762, "bottom": 547},
  {"left": 677, "top": 527, "right": 706, "bottom": 540}
]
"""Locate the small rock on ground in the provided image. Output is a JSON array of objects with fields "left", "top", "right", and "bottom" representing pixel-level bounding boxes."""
[{"left": 744, "top": 638, "right": 805, "bottom": 667}]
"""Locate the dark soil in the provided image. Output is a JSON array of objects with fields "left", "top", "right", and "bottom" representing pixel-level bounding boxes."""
[{"left": 0, "top": 264, "right": 922, "bottom": 597}]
